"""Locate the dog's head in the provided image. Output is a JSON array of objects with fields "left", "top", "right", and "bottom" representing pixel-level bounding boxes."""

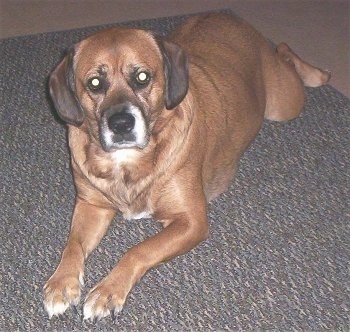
[{"left": 49, "top": 28, "right": 188, "bottom": 152}]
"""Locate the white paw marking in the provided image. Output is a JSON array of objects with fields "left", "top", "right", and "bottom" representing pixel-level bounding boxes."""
[
  {"left": 44, "top": 297, "right": 70, "bottom": 318},
  {"left": 43, "top": 273, "right": 84, "bottom": 318},
  {"left": 83, "top": 291, "right": 123, "bottom": 321}
]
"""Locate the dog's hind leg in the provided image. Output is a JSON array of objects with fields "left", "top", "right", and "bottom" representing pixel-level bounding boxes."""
[
  {"left": 277, "top": 43, "right": 331, "bottom": 88},
  {"left": 264, "top": 42, "right": 331, "bottom": 122}
]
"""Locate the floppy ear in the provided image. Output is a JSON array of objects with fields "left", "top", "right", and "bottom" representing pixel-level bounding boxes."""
[
  {"left": 49, "top": 49, "right": 85, "bottom": 126},
  {"left": 159, "top": 40, "right": 189, "bottom": 110}
]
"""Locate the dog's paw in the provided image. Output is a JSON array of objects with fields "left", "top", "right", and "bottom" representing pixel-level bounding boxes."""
[
  {"left": 83, "top": 282, "right": 125, "bottom": 322},
  {"left": 43, "top": 272, "right": 84, "bottom": 318}
]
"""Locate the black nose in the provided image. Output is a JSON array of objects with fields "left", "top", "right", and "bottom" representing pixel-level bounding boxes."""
[{"left": 107, "top": 112, "right": 135, "bottom": 134}]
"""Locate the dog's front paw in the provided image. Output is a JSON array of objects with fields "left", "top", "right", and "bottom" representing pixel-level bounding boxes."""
[
  {"left": 83, "top": 281, "right": 125, "bottom": 322},
  {"left": 43, "top": 272, "right": 84, "bottom": 318}
]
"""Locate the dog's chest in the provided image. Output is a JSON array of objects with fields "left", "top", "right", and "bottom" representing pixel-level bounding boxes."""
[
  {"left": 96, "top": 176, "right": 153, "bottom": 220},
  {"left": 95, "top": 151, "right": 154, "bottom": 220}
]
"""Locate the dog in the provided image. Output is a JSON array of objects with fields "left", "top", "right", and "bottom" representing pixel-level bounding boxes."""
[{"left": 43, "top": 12, "right": 330, "bottom": 321}]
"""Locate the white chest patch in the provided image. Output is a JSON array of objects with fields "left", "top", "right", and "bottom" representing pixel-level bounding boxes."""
[
  {"left": 111, "top": 149, "right": 140, "bottom": 166},
  {"left": 124, "top": 211, "right": 152, "bottom": 221}
]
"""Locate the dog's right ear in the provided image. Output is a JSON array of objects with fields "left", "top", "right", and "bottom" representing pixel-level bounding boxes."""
[{"left": 49, "top": 48, "right": 85, "bottom": 126}]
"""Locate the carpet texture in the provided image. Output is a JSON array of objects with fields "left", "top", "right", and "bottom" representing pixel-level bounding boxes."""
[{"left": 1, "top": 12, "right": 349, "bottom": 331}]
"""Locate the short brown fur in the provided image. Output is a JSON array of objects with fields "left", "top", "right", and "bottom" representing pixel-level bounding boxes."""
[{"left": 44, "top": 13, "right": 330, "bottom": 320}]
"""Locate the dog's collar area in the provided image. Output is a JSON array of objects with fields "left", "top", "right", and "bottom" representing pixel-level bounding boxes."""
[{"left": 110, "top": 147, "right": 142, "bottom": 166}]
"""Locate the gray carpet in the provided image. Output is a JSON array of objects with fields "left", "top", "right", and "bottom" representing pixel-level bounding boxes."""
[{"left": 1, "top": 12, "right": 349, "bottom": 331}]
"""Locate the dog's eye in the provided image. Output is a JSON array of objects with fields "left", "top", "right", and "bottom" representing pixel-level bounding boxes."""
[
  {"left": 135, "top": 71, "right": 150, "bottom": 86},
  {"left": 87, "top": 77, "right": 104, "bottom": 92}
]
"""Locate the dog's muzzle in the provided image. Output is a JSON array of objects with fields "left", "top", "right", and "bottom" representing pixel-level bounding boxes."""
[{"left": 100, "top": 103, "right": 148, "bottom": 152}]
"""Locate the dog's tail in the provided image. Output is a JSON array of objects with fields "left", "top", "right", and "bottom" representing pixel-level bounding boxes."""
[{"left": 276, "top": 42, "right": 331, "bottom": 87}]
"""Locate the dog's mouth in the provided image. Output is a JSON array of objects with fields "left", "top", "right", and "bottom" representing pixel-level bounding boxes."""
[{"left": 99, "top": 103, "right": 149, "bottom": 152}]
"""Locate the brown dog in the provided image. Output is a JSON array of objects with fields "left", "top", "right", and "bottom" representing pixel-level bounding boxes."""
[{"left": 43, "top": 13, "right": 330, "bottom": 321}]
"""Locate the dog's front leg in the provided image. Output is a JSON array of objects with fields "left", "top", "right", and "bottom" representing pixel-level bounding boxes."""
[
  {"left": 43, "top": 198, "right": 116, "bottom": 317},
  {"left": 83, "top": 185, "right": 209, "bottom": 321}
]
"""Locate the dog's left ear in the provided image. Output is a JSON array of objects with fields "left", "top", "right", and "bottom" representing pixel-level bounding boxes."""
[
  {"left": 158, "top": 39, "right": 189, "bottom": 110},
  {"left": 49, "top": 48, "right": 85, "bottom": 126}
]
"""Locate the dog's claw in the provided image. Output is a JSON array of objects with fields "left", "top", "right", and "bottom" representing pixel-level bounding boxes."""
[
  {"left": 72, "top": 305, "right": 79, "bottom": 315},
  {"left": 111, "top": 309, "right": 117, "bottom": 324}
]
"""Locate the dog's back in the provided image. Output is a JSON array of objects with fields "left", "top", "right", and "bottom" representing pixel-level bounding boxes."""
[{"left": 168, "top": 13, "right": 330, "bottom": 199}]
